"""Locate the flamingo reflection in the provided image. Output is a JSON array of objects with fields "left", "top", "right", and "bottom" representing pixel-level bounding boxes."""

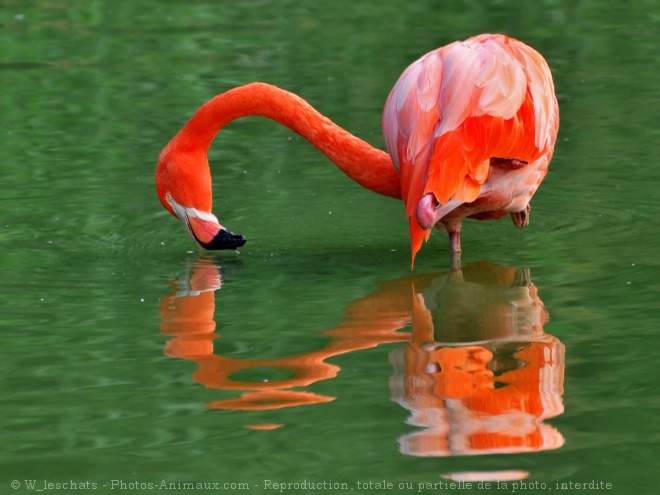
[
  {"left": 390, "top": 263, "right": 564, "bottom": 457},
  {"left": 160, "top": 257, "right": 410, "bottom": 411},
  {"left": 160, "top": 258, "right": 564, "bottom": 455}
]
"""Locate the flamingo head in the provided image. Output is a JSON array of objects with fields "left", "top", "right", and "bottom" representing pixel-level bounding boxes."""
[{"left": 156, "top": 146, "right": 246, "bottom": 250}]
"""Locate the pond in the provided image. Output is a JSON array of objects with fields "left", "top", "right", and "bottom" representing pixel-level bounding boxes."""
[{"left": 2, "top": 1, "right": 659, "bottom": 494}]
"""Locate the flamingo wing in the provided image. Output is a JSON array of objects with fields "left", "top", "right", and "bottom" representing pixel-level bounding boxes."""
[{"left": 383, "top": 34, "right": 558, "bottom": 263}]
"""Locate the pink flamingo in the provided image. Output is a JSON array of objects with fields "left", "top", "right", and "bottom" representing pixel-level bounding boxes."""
[{"left": 156, "top": 34, "right": 559, "bottom": 268}]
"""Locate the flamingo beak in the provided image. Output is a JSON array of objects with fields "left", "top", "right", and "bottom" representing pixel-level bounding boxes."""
[
  {"left": 203, "top": 228, "right": 246, "bottom": 250},
  {"left": 166, "top": 194, "right": 246, "bottom": 250},
  {"left": 186, "top": 215, "right": 246, "bottom": 250}
]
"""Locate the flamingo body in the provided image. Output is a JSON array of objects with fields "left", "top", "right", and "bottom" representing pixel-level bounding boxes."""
[
  {"left": 156, "top": 34, "right": 558, "bottom": 268},
  {"left": 383, "top": 34, "right": 559, "bottom": 262}
]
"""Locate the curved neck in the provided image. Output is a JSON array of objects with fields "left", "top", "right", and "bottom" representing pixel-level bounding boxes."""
[{"left": 168, "top": 82, "right": 402, "bottom": 199}]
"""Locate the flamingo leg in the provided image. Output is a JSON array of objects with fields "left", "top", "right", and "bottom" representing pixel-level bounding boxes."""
[
  {"left": 449, "top": 230, "right": 461, "bottom": 254},
  {"left": 449, "top": 249, "right": 462, "bottom": 272},
  {"left": 448, "top": 230, "right": 462, "bottom": 271}
]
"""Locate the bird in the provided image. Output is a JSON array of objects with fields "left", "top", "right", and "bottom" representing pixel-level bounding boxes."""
[{"left": 156, "top": 33, "right": 559, "bottom": 269}]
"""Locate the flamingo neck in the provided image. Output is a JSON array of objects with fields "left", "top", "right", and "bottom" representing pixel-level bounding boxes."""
[{"left": 168, "top": 82, "right": 402, "bottom": 199}]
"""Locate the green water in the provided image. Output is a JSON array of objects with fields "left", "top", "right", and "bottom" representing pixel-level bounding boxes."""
[{"left": 2, "top": 1, "right": 659, "bottom": 494}]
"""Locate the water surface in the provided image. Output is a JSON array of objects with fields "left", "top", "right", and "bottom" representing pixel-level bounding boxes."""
[{"left": 2, "top": 1, "right": 659, "bottom": 494}]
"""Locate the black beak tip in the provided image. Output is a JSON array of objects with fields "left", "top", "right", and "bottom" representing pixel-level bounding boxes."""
[{"left": 200, "top": 229, "right": 246, "bottom": 250}]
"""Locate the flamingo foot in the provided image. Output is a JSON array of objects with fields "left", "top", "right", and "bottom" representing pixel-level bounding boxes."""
[{"left": 510, "top": 204, "right": 531, "bottom": 228}]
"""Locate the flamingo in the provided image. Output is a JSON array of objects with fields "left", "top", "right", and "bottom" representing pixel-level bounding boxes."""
[{"left": 156, "top": 34, "right": 559, "bottom": 268}]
